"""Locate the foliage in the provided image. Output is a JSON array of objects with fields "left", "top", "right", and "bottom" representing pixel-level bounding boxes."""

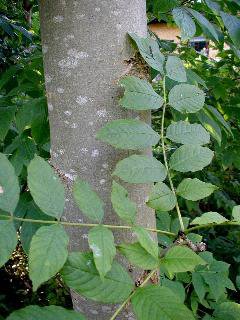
[{"left": 1, "top": 0, "right": 240, "bottom": 319}]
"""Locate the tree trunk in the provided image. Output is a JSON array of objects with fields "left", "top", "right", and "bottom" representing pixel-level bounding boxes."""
[{"left": 39, "top": 1, "right": 156, "bottom": 318}]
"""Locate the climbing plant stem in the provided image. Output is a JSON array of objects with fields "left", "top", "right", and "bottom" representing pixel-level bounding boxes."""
[
  {"left": 185, "top": 221, "right": 240, "bottom": 234},
  {"left": 0, "top": 214, "right": 175, "bottom": 236},
  {"left": 161, "top": 76, "right": 185, "bottom": 231},
  {"left": 109, "top": 269, "right": 157, "bottom": 320}
]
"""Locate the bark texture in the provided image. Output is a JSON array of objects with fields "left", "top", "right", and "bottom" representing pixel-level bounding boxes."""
[{"left": 39, "top": 1, "right": 156, "bottom": 319}]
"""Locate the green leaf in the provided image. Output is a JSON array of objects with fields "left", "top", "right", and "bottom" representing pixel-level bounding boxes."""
[
  {"left": 232, "top": 205, "right": 240, "bottom": 222},
  {"left": 169, "top": 145, "right": 214, "bottom": 172},
  {"left": 6, "top": 305, "right": 85, "bottom": 320},
  {"left": 172, "top": 7, "right": 196, "bottom": 41},
  {"left": 191, "top": 212, "right": 228, "bottom": 225},
  {"left": 20, "top": 202, "right": 54, "bottom": 253},
  {"left": 147, "top": 182, "right": 176, "bottom": 211},
  {"left": 169, "top": 84, "right": 205, "bottom": 114},
  {"left": 15, "top": 98, "right": 46, "bottom": 133},
  {"left": 119, "top": 76, "right": 164, "bottom": 110},
  {"left": 111, "top": 181, "right": 136, "bottom": 224},
  {"left": 162, "top": 246, "right": 206, "bottom": 273},
  {"left": 133, "top": 226, "right": 158, "bottom": 259},
  {"left": 192, "top": 272, "right": 206, "bottom": 302},
  {"left": 197, "top": 107, "right": 222, "bottom": 145},
  {"left": 154, "top": 0, "right": 179, "bottom": 14},
  {"left": 0, "top": 107, "right": 16, "bottom": 141},
  {"left": 213, "top": 302, "right": 240, "bottom": 320},
  {"left": 29, "top": 224, "right": 69, "bottom": 291},
  {"left": 0, "top": 65, "right": 19, "bottom": 90},
  {"left": 0, "top": 153, "right": 20, "bottom": 213},
  {"left": 61, "top": 252, "right": 134, "bottom": 303},
  {"left": 113, "top": 155, "right": 167, "bottom": 183},
  {"left": 166, "top": 121, "right": 210, "bottom": 145},
  {"left": 88, "top": 225, "right": 116, "bottom": 279},
  {"left": 220, "top": 12, "right": 240, "bottom": 49},
  {"left": 96, "top": 119, "right": 159, "bottom": 150},
  {"left": 118, "top": 242, "right": 159, "bottom": 269},
  {"left": 0, "top": 220, "right": 17, "bottom": 267},
  {"left": 176, "top": 178, "right": 218, "bottom": 201},
  {"left": 166, "top": 56, "right": 187, "bottom": 83},
  {"left": 132, "top": 285, "right": 194, "bottom": 320},
  {"left": 186, "top": 69, "right": 207, "bottom": 88},
  {"left": 129, "top": 33, "right": 165, "bottom": 73},
  {"left": 187, "top": 8, "right": 219, "bottom": 42},
  {"left": 195, "top": 256, "right": 235, "bottom": 301},
  {"left": 73, "top": 179, "right": 104, "bottom": 222},
  {"left": 161, "top": 278, "right": 185, "bottom": 303},
  {"left": 206, "top": 105, "right": 232, "bottom": 136},
  {"left": 205, "top": 0, "right": 221, "bottom": 13},
  {"left": 27, "top": 155, "right": 65, "bottom": 219}
]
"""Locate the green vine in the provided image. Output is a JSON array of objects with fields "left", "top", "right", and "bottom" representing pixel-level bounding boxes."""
[{"left": 161, "top": 76, "right": 185, "bottom": 231}]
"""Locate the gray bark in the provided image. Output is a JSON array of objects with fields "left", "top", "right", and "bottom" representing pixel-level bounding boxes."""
[{"left": 39, "top": 1, "right": 156, "bottom": 319}]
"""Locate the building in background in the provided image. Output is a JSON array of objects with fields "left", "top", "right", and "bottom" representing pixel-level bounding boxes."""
[{"left": 148, "top": 19, "right": 218, "bottom": 58}]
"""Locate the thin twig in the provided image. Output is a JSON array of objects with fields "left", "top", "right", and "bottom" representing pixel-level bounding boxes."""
[
  {"left": 0, "top": 214, "right": 176, "bottom": 236},
  {"left": 109, "top": 269, "right": 157, "bottom": 320},
  {"left": 161, "top": 77, "right": 185, "bottom": 231},
  {"left": 185, "top": 221, "right": 240, "bottom": 234}
]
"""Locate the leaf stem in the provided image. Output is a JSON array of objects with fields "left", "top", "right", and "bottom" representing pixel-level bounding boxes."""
[
  {"left": 161, "top": 76, "right": 185, "bottom": 231},
  {"left": 0, "top": 214, "right": 175, "bottom": 236},
  {"left": 185, "top": 221, "right": 240, "bottom": 234},
  {"left": 109, "top": 269, "right": 157, "bottom": 320}
]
